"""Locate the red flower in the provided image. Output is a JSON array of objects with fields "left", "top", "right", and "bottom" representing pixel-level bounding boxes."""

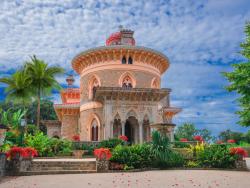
[
  {"left": 180, "top": 138, "right": 188, "bottom": 142},
  {"left": 119, "top": 135, "right": 128, "bottom": 142},
  {"left": 72, "top": 135, "right": 80, "bottom": 141},
  {"left": 6, "top": 146, "right": 38, "bottom": 160},
  {"left": 94, "top": 148, "right": 112, "bottom": 160},
  {"left": 193, "top": 135, "right": 203, "bottom": 142},
  {"left": 216, "top": 140, "right": 224, "bottom": 144},
  {"left": 227, "top": 139, "right": 236, "bottom": 143},
  {"left": 230, "top": 147, "right": 248, "bottom": 158}
]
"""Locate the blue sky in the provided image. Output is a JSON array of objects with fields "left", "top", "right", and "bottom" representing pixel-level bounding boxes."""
[{"left": 0, "top": 0, "right": 249, "bottom": 135}]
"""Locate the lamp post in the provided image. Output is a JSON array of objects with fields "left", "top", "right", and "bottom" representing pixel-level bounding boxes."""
[{"left": 20, "top": 119, "right": 27, "bottom": 146}]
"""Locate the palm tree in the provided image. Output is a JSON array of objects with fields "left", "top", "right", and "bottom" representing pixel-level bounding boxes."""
[
  {"left": 0, "top": 70, "right": 33, "bottom": 108},
  {"left": 25, "top": 55, "right": 64, "bottom": 127}
]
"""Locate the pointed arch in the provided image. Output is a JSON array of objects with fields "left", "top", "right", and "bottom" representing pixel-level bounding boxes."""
[
  {"left": 88, "top": 74, "right": 101, "bottom": 99},
  {"left": 151, "top": 77, "right": 160, "bottom": 89},
  {"left": 113, "top": 112, "right": 121, "bottom": 138},
  {"left": 119, "top": 72, "right": 136, "bottom": 88},
  {"left": 87, "top": 113, "right": 101, "bottom": 141},
  {"left": 126, "top": 109, "right": 137, "bottom": 119}
]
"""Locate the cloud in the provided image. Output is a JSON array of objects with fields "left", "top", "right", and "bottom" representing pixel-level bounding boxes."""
[{"left": 0, "top": 0, "right": 249, "bottom": 134}]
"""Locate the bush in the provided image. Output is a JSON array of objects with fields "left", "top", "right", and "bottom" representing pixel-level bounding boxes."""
[
  {"left": 98, "top": 138, "right": 125, "bottom": 149},
  {"left": 82, "top": 144, "right": 95, "bottom": 155},
  {"left": 196, "top": 144, "right": 237, "bottom": 168},
  {"left": 110, "top": 144, "right": 153, "bottom": 169},
  {"left": 24, "top": 131, "right": 72, "bottom": 157},
  {"left": 172, "top": 141, "right": 191, "bottom": 148}
]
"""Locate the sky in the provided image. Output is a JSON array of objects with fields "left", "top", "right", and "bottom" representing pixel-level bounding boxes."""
[{"left": 0, "top": 0, "right": 249, "bottom": 135}]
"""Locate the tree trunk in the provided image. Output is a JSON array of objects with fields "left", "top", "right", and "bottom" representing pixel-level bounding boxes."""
[{"left": 36, "top": 89, "right": 40, "bottom": 128}]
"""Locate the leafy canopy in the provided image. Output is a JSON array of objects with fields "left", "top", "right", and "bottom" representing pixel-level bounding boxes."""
[{"left": 223, "top": 22, "right": 250, "bottom": 126}]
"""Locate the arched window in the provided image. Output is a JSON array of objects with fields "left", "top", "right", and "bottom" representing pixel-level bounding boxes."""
[
  {"left": 128, "top": 57, "right": 133, "bottom": 64},
  {"left": 151, "top": 78, "right": 159, "bottom": 89},
  {"left": 122, "top": 76, "right": 133, "bottom": 89},
  {"left": 91, "top": 119, "right": 98, "bottom": 141},
  {"left": 92, "top": 78, "right": 99, "bottom": 98},
  {"left": 122, "top": 56, "right": 126, "bottom": 64},
  {"left": 89, "top": 76, "right": 100, "bottom": 99}
]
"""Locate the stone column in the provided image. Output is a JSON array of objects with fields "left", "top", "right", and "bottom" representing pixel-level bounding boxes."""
[
  {"left": 122, "top": 121, "right": 125, "bottom": 136},
  {"left": 110, "top": 121, "right": 113, "bottom": 138},
  {"left": 139, "top": 121, "right": 143, "bottom": 144},
  {"left": 170, "top": 129, "right": 174, "bottom": 142}
]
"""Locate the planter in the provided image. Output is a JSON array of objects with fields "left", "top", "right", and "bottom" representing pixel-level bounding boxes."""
[
  {"left": 73, "top": 150, "right": 84, "bottom": 158},
  {"left": 235, "top": 159, "right": 247, "bottom": 170},
  {"left": 109, "top": 162, "right": 124, "bottom": 170},
  {"left": 97, "top": 159, "right": 109, "bottom": 172},
  {"left": 0, "top": 152, "right": 6, "bottom": 177},
  {"left": 6, "top": 156, "right": 32, "bottom": 175}
]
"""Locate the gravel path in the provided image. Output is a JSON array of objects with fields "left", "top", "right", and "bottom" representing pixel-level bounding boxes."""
[{"left": 0, "top": 170, "right": 250, "bottom": 188}]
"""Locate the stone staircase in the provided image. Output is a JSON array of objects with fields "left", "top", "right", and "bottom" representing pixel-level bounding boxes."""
[{"left": 20, "top": 158, "right": 97, "bottom": 175}]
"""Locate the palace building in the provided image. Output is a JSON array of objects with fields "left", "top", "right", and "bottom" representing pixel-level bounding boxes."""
[{"left": 45, "top": 28, "right": 181, "bottom": 143}]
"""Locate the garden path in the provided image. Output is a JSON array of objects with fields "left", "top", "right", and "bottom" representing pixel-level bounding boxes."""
[{"left": 0, "top": 170, "right": 250, "bottom": 188}]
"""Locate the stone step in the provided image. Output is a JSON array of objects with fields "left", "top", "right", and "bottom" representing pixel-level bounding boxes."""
[
  {"left": 23, "top": 158, "right": 97, "bottom": 175},
  {"left": 19, "top": 170, "right": 97, "bottom": 176}
]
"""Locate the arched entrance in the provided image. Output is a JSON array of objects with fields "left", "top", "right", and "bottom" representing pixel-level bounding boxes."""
[{"left": 125, "top": 116, "right": 139, "bottom": 144}]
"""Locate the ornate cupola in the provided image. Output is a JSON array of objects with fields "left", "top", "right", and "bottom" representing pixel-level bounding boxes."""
[{"left": 106, "top": 26, "right": 135, "bottom": 46}]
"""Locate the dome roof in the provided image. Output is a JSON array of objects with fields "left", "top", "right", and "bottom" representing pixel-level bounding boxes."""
[{"left": 106, "top": 32, "right": 121, "bottom": 46}]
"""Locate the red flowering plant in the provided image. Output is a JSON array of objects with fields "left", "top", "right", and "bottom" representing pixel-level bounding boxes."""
[
  {"left": 193, "top": 135, "right": 203, "bottom": 142},
  {"left": 72, "top": 135, "right": 81, "bottom": 150},
  {"left": 180, "top": 138, "right": 188, "bottom": 142},
  {"left": 227, "top": 139, "right": 236, "bottom": 144},
  {"left": 119, "top": 135, "right": 128, "bottom": 142},
  {"left": 230, "top": 147, "right": 248, "bottom": 160},
  {"left": 94, "top": 148, "right": 112, "bottom": 161},
  {"left": 6, "top": 146, "right": 38, "bottom": 160},
  {"left": 216, "top": 140, "right": 224, "bottom": 144}
]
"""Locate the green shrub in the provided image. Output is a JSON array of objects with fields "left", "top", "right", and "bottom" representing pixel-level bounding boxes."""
[
  {"left": 24, "top": 131, "right": 72, "bottom": 157},
  {"left": 82, "top": 144, "right": 95, "bottom": 155},
  {"left": 172, "top": 142, "right": 191, "bottom": 148},
  {"left": 97, "top": 138, "right": 124, "bottom": 149},
  {"left": 151, "top": 131, "right": 184, "bottom": 168},
  {"left": 185, "top": 160, "right": 200, "bottom": 168},
  {"left": 110, "top": 144, "right": 153, "bottom": 169},
  {"left": 196, "top": 144, "right": 237, "bottom": 168}
]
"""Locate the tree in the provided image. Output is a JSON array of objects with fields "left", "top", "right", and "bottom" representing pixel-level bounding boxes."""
[
  {"left": 223, "top": 22, "right": 250, "bottom": 127},
  {"left": 25, "top": 55, "right": 64, "bottom": 127},
  {"left": 0, "top": 70, "right": 32, "bottom": 109},
  {"left": 218, "top": 129, "right": 244, "bottom": 143},
  {"left": 197, "top": 128, "right": 213, "bottom": 142},
  {"left": 175, "top": 123, "right": 197, "bottom": 141}
]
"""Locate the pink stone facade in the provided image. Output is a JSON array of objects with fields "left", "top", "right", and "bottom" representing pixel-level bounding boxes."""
[{"left": 50, "top": 28, "right": 181, "bottom": 143}]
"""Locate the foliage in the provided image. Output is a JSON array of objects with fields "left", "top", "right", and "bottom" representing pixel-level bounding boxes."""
[
  {"left": 82, "top": 144, "right": 95, "bottom": 155},
  {"left": 151, "top": 131, "right": 184, "bottom": 168},
  {"left": 24, "top": 55, "right": 64, "bottom": 126},
  {"left": 98, "top": 138, "right": 125, "bottom": 149},
  {"left": 26, "top": 124, "right": 39, "bottom": 135},
  {"left": 218, "top": 129, "right": 245, "bottom": 143},
  {"left": 0, "top": 108, "right": 26, "bottom": 130},
  {"left": 223, "top": 22, "right": 250, "bottom": 126},
  {"left": 94, "top": 148, "right": 112, "bottom": 160},
  {"left": 0, "top": 141, "right": 13, "bottom": 152},
  {"left": 0, "top": 70, "right": 33, "bottom": 106},
  {"left": 24, "top": 131, "right": 50, "bottom": 156},
  {"left": 188, "top": 142, "right": 205, "bottom": 157},
  {"left": 110, "top": 144, "right": 154, "bottom": 169},
  {"left": 175, "top": 123, "right": 213, "bottom": 142},
  {"left": 196, "top": 144, "right": 237, "bottom": 168},
  {"left": 24, "top": 132, "right": 72, "bottom": 157},
  {"left": 172, "top": 141, "right": 191, "bottom": 148},
  {"left": 185, "top": 160, "right": 200, "bottom": 168}
]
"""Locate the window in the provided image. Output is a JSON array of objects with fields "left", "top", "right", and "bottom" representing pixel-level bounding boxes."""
[
  {"left": 122, "top": 76, "right": 133, "bottom": 89},
  {"left": 122, "top": 56, "right": 126, "bottom": 64},
  {"left": 128, "top": 57, "right": 133, "bottom": 64},
  {"left": 91, "top": 119, "right": 98, "bottom": 141}
]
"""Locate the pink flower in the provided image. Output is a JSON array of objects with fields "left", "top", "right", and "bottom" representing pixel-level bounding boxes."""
[
  {"left": 193, "top": 135, "right": 203, "bottom": 142},
  {"left": 119, "top": 135, "right": 128, "bottom": 142},
  {"left": 216, "top": 140, "right": 224, "bottom": 144},
  {"left": 227, "top": 139, "right": 236, "bottom": 143},
  {"left": 94, "top": 148, "right": 112, "bottom": 160},
  {"left": 72, "top": 135, "right": 80, "bottom": 141},
  {"left": 180, "top": 138, "right": 188, "bottom": 142},
  {"left": 230, "top": 147, "right": 248, "bottom": 158}
]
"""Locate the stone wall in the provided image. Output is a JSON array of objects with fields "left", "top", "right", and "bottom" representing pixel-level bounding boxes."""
[
  {"left": 79, "top": 108, "right": 103, "bottom": 141},
  {"left": 0, "top": 153, "right": 6, "bottom": 177},
  {"left": 61, "top": 115, "right": 78, "bottom": 140},
  {"left": 80, "top": 69, "right": 159, "bottom": 102}
]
